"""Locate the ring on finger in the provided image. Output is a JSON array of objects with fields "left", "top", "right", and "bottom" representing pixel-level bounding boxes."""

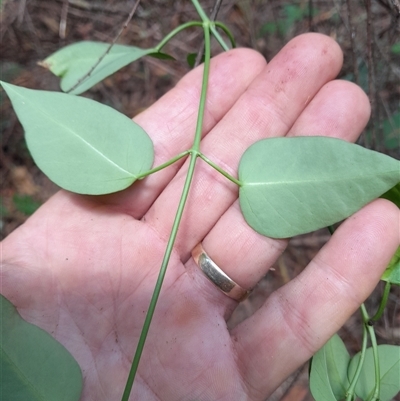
[{"left": 191, "top": 243, "right": 251, "bottom": 302}]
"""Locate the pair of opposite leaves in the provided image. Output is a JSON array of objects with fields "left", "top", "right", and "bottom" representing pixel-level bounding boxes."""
[
  {"left": 3, "top": 81, "right": 399, "bottom": 239},
  {"left": 310, "top": 334, "right": 400, "bottom": 401},
  {"left": 2, "top": 41, "right": 400, "bottom": 238}
]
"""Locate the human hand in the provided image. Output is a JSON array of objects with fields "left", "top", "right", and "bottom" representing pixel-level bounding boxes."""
[{"left": 2, "top": 33, "right": 399, "bottom": 401}]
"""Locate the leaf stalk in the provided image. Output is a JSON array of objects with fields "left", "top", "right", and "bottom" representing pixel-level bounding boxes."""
[
  {"left": 213, "top": 21, "right": 236, "bottom": 49},
  {"left": 155, "top": 21, "right": 204, "bottom": 52},
  {"left": 369, "top": 280, "right": 391, "bottom": 324},
  {"left": 137, "top": 150, "right": 190, "bottom": 179},
  {"left": 198, "top": 152, "right": 242, "bottom": 186}
]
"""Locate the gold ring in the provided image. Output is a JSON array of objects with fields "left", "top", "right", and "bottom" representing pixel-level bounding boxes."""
[{"left": 191, "top": 243, "right": 250, "bottom": 302}]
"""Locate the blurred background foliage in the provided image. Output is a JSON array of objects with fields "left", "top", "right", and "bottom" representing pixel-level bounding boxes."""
[{"left": 1, "top": 1, "right": 399, "bottom": 399}]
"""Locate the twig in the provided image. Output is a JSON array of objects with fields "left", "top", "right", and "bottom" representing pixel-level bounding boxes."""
[
  {"left": 376, "top": 0, "right": 400, "bottom": 17},
  {"left": 376, "top": 0, "right": 400, "bottom": 38},
  {"left": 308, "top": 0, "right": 315, "bottom": 32},
  {"left": 59, "top": 0, "right": 69, "bottom": 39},
  {"left": 364, "top": 0, "right": 379, "bottom": 149},
  {"left": 194, "top": 0, "right": 224, "bottom": 68},
  {"left": 346, "top": 0, "right": 359, "bottom": 85},
  {"left": 66, "top": 0, "right": 141, "bottom": 93},
  {"left": 275, "top": 363, "right": 308, "bottom": 401},
  {"left": 56, "top": 0, "right": 130, "bottom": 14},
  {"left": 17, "top": 0, "right": 26, "bottom": 25},
  {"left": 392, "top": 0, "right": 400, "bottom": 15}
]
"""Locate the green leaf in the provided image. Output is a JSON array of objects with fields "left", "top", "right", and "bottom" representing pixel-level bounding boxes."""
[
  {"left": 381, "top": 246, "right": 400, "bottom": 285},
  {"left": 310, "top": 334, "right": 350, "bottom": 400},
  {"left": 381, "top": 182, "right": 400, "bottom": 208},
  {"left": 1, "top": 294, "right": 82, "bottom": 401},
  {"left": 391, "top": 42, "right": 400, "bottom": 55},
  {"left": 1, "top": 82, "right": 154, "bottom": 195},
  {"left": 187, "top": 53, "right": 197, "bottom": 68},
  {"left": 40, "top": 41, "right": 156, "bottom": 95},
  {"left": 382, "top": 111, "right": 400, "bottom": 150},
  {"left": 284, "top": 4, "right": 304, "bottom": 22},
  {"left": 259, "top": 22, "right": 277, "bottom": 36},
  {"left": 348, "top": 345, "right": 400, "bottom": 401},
  {"left": 0, "top": 196, "right": 9, "bottom": 217},
  {"left": 186, "top": 53, "right": 205, "bottom": 68},
  {"left": 0, "top": 0, "right": 7, "bottom": 12},
  {"left": 342, "top": 61, "right": 369, "bottom": 93},
  {"left": 148, "top": 51, "right": 175, "bottom": 61},
  {"left": 238, "top": 137, "right": 400, "bottom": 238},
  {"left": 13, "top": 194, "right": 41, "bottom": 216}
]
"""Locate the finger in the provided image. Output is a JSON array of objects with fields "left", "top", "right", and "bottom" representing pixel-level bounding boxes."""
[
  {"left": 232, "top": 199, "right": 400, "bottom": 399},
  {"left": 97, "top": 49, "right": 266, "bottom": 218},
  {"left": 185, "top": 76, "right": 371, "bottom": 302},
  {"left": 287, "top": 79, "right": 371, "bottom": 138},
  {"left": 145, "top": 33, "right": 344, "bottom": 252}
]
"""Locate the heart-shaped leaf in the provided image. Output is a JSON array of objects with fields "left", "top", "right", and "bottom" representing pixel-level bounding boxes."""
[
  {"left": 40, "top": 41, "right": 157, "bottom": 95},
  {"left": 239, "top": 137, "right": 400, "bottom": 238},
  {"left": 1, "top": 294, "right": 82, "bottom": 401},
  {"left": 348, "top": 345, "right": 400, "bottom": 401},
  {"left": 2, "top": 82, "right": 154, "bottom": 195},
  {"left": 310, "top": 334, "right": 350, "bottom": 401}
]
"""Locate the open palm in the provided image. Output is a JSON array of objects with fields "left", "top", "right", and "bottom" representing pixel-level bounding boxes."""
[{"left": 2, "top": 34, "right": 399, "bottom": 401}]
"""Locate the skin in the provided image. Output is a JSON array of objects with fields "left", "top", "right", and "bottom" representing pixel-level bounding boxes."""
[{"left": 1, "top": 33, "right": 399, "bottom": 401}]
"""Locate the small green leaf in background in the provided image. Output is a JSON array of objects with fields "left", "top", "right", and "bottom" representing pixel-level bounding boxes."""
[
  {"left": 1, "top": 82, "right": 154, "bottom": 195},
  {"left": 381, "top": 182, "right": 400, "bottom": 208},
  {"left": 259, "top": 22, "right": 278, "bottom": 36},
  {"left": 187, "top": 53, "right": 197, "bottom": 68},
  {"left": 1, "top": 294, "right": 82, "bottom": 401},
  {"left": 186, "top": 53, "right": 205, "bottom": 68},
  {"left": 310, "top": 334, "right": 350, "bottom": 401},
  {"left": 13, "top": 194, "right": 41, "bottom": 216},
  {"left": 259, "top": 5, "right": 318, "bottom": 37},
  {"left": 381, "top": 246, "right": 400, "bottom": 285},
  {"left": 0, "top": 196, "right": 9, "bottom": 216},
  {"left": 40, "top": 41, "right": 156, "bottom": 95},
  {"left": 348, "top": 345, "right": 400, "bottom": 401},
  {"left": 148, "top": 52, "right": 175, "bottom": 61},
  {"left": 342, "top": 61, "right": 369, "bottom": 93},
  {"left": 239, "top": 137, "right": 400, "bottom": 238},
  {"left": 391, "top": 42, "right": 400, "bottom": 55},
  {"left": 382, "top": 111, "right": 400, "bottom": 150}
]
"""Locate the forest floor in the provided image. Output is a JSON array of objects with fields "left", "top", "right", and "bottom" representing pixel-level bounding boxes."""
[{"left": 1, "top": 0, "right": 399, "bottom": 399}]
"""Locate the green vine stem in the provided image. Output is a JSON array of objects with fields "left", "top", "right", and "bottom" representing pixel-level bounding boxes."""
[
  {"left": 327, "top": 224, "right": 381, "bottom": 401},
  {"left": 120, "top": 20, "right": 212, "bottom": 401},
  {"left": 361, "top": 304, "right": 381, "bottom": 401},
  {"left": 369, "top": 280, "right": 391, "bottom": 324},
  {"left": 191, "top": 0, "right": 231, "bottom": 51},
  {"left": 346, "top": 304, "right": 381, "bottom": 401},
  {"left": 191, "top": 0, "right": 209, "bottom": 22},
  {"left": 346, "top": 310, "right": 369, "bottom": 401},
  {"left": 192, "top": 27, "right": 211, "bottom": 150}
]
